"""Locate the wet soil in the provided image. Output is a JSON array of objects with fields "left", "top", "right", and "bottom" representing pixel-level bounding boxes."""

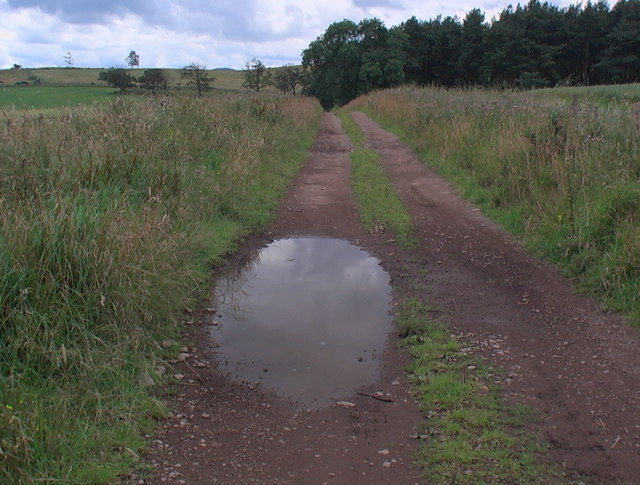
[{"left": 141, "top": 112, "right": 640, "bottom": 484}]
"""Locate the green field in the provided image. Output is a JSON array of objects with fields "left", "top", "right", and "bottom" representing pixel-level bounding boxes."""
[
  {"left": 0, "top": 86, "right": 117, "bottom": 109},
  {"left": 0, "top": 66, "right": 244, "bottom": 87},
  {"left": 0, "top": 67, "right": 246, "bottom": 109},
  {"left": 525, "top": 83, "right": 640, "bottom": 105}
]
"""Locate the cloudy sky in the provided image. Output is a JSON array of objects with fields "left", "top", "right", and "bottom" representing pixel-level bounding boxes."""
[{"left": 0, "top": 0, "right": 575, "bottom": 70}]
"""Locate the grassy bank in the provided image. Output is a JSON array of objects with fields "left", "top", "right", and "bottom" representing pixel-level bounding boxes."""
[
  {"left": 346, "top": 86, "right": 640, "bottom": 323},
  {"left": 338, "top": 108, "right": 556, "bottom": 483},
  {"left": 0, "top": 93, "right": 321, "bottom": 483}
]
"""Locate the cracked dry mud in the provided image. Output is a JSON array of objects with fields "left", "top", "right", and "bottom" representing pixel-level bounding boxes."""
[{"left": 141, "top": 112, "right": 640, "bottom": 484}]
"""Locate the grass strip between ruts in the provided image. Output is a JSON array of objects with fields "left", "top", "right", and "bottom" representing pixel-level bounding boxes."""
[
  {"left": 397, "top": 299, "right": 568, "bottom": 484},
  {"left": 336, "top": 110, "right": 415, "bottom": 248}
]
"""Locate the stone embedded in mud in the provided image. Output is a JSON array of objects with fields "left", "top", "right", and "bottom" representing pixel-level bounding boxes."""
[{"left": 336, "top": 401, "right": 356, "bottom": 408}]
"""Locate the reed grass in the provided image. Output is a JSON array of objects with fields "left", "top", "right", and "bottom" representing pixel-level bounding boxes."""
[
  {"left": 346, "top": 86, "right": 640, "bottom": 323},
  {"left": 0, "top": 93, "right": 321, "bottom": 483}
]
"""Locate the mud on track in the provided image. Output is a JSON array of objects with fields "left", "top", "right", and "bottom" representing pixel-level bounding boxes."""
[
  {"left": 142, "top": 113, "right": 424, "bottom": 485},
  {"left": 142, "top": 112, "right": 640, "bottom": 484}
]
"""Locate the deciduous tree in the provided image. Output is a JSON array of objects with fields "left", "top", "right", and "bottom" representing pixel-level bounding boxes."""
[
  {"left": 63, "top": 51, "right": 74, "bottom": 68},
  {"left": 139, "top": 69, "right": 168, "bottom": 94},
  {"left": 302, "top": 19, "right": 363, "bottom": 109},
  {"left": 243, "top": 58, "right": 272, "bottom": 92},
  {"left": 126, "top": 50, "right": 140, "bottom": 68},
  {"left": 98, "top": 68, "right": 135, "bottom": 92},
  {"left": 181, "top": 63, "right": 214, "bottom": 96},
  {"left": 272, "top": 64, "right": 303, "bottom": 94},
  {"left": 302, "top": 18, "right": 405, "bottom": 109}
]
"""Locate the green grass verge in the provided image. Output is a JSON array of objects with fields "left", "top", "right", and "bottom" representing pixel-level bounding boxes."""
[
  {"left": 337, "top": 109, "right": 365, "bottom": 146},
  {"left": 337, "top": 110, "right": 415, "bottom": 247},
  {"left": 0, "top": 93, "right": 322, "bottom": 483},
  {"left": 398, "top": 299, "right": 560, "bottom": 484}
]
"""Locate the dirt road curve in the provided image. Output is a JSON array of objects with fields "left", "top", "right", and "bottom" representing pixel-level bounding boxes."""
[{"left": 143, "top": 113, "right": 640, "bottom": 484}]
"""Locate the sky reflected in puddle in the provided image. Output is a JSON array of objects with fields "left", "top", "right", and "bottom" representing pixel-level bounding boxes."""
[{"left": 210, "top": 237, "right": 392, "bottom": 408}]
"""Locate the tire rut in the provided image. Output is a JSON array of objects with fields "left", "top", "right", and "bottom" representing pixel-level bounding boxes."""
[{"left": 351, "top": 111, "right": 640, "bottom": 484}]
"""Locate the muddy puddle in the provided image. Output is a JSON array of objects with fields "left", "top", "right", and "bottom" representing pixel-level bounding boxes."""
[{"left": 209, "top": 237, "right": 393, "bottom": 408}]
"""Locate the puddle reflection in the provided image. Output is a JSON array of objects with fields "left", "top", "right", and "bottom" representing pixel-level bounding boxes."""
[{"left": 210, "top": 238, "right": 392, "bottom": 408}]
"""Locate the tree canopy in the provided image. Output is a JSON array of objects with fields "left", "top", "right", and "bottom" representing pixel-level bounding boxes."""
[
  {"left": 126, "top": 50, "right": 140, "bottom": 68},
  {"left": 272, "top": 64, "right": 304, "bottom": 94},
  {"left": 98, "top": 68, "right": 135, "bottom": 92},
  {"left": 302, "top": 18, "right": 406, "bottom": 109},
  {"left": 302, "top": 0, "right": 640, "bottom": 107},
  {"left": 243, "top": 58, "right": 272, "bottom": 92},
  {"left": 139, "top": 69, "right": 168, "bottom": 94}
]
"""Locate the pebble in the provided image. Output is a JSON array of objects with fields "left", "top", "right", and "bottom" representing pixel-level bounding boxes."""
[
  {"left": 336, "top": 401, "right": 356, "bottom": 408},
  {"left": 138, "top": 372, "right": 155, "bottom": 387}
]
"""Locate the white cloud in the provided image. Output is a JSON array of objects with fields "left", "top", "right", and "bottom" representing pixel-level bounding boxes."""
[{"left": 0, "top": 0, "right": 582, "bottom": 69}]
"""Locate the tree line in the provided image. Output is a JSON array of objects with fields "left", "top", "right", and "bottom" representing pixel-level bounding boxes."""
[
  {"left": 302, "top": 0, "right": 640, "bottom": 108},
  {"left": 99, "top": 58, "right": 303, "bottom": 96}
]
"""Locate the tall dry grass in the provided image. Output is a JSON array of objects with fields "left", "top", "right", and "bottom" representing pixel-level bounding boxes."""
[
  {"left": 346, "top": 86, "right": 640, "bottom": 321},
  {"left": 0, "top": 93, "right": 321, "bottom": 483}
]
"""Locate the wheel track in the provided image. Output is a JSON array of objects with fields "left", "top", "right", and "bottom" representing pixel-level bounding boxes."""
[{"left": 351, "top": 110, "right": 640, "bottom": 484}]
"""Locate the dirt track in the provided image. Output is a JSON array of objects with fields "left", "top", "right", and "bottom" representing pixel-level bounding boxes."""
[{"left": 143, "top": 112, "right": 640, "bottom": 484}]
